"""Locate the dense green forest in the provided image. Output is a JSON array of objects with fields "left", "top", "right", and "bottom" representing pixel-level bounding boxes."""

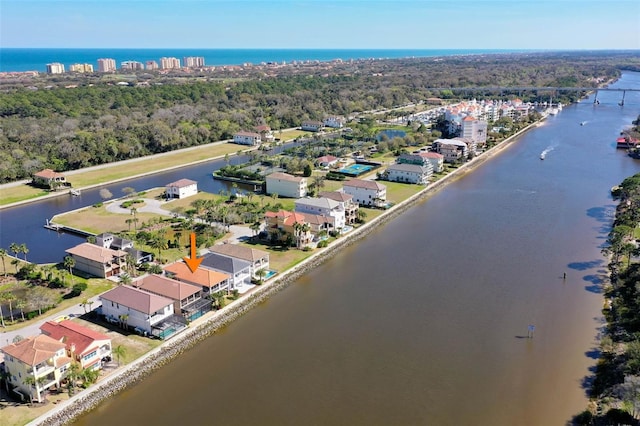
[{"left": 1, "top": 51, "right": 639, "bottom": 184}]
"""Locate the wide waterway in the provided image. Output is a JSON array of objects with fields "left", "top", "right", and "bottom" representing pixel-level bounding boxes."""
[{"left": 67, "top": 74, "right": 640, "bottom": 425}]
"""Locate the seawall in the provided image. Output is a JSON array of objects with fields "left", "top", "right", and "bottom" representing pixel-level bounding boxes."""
[{"left": 28, "top": 121, "right": 539, "bottom": 426}]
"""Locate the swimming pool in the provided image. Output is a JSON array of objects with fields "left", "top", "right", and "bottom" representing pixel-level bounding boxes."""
[
  {"left": 338, "top": 164, "right": 373, "bottom": 176},
  {"left": 263, "top": 270, "right": 277, "bottom": 279}
]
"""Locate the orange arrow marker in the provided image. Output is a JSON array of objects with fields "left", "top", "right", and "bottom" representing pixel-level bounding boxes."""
[{"left": 183, "top": 232, "right": 202, "bottom": 273}]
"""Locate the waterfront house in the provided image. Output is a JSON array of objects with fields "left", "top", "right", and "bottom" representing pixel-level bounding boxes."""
[
  {"left": 39, "top": 320, "right": 112, "bottom": 371},
  {"left": 233, "top": 131, "right": 262, "bottom": 146},
  {"left": 342, "top": 179, "right": 387, "bottom": 208},
  {"left": 255, "top": 125, "right": 275, "bottom": 142},
  {"left": 99, "top": 285, "right": 180, "bottom": 338},
  {"left": 319, "top": 191, "right": 359, "bottom": 225},
  {"left": 32, "top": 169, "right": 69, "bottom": 190},
  {"left": 301, "top": 120, "right": 323, "bottom": 132},
  {"left": 96, "top": 233, "right": 133, "bottom": 251},
  {"left": 65, "top": 242, "right": 127, "bottom": 278},
  {"left": 323, "top": 116, "right": 345, "bottom": 129},
  {"left": 164, "top": 262, "right": 231, "bottom": 295},
  {"left": 398, "top": 152, "right": 444, "bottom": 173},
  {"left": 316, "top": 155, "right": 339, "bottom": 168},
  {"left": 295, "top": 197, "right": 346, "bottom": 231},
  {"left": 199, "top": 252, "right": 253, "bottom": 291},
  {"left": 384, "top": 163, "right": 432, "bottom": 185},
  {"left": 264, "top": 210, "right": 313, "bottom": 248},
  {"left": 265, "top": 172, "right": 308, "bottom": 198},
  {"left": 165, "top": 178, "right": 198, "bottom": 199},
  {"left": 431, "top": 138, "right": 469, "bottom": 163},
  {"left": 132, "top": 274, "right": 208, "bottom": 321},
  {"left": 1, "top": 335, "right": 71, "bottom": 403},
  {"left": 208, "top": 243, "right": 270, "bottom": 278}
]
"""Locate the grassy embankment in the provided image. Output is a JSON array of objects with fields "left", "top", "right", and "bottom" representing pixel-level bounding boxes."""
[{"left": 0, "top": 128, "right": 317, "bottom": 207}]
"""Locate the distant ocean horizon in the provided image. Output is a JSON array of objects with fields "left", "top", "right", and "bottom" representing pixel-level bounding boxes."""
[{"left": 0, "top": 48, "right": 535, "bottom": 73}]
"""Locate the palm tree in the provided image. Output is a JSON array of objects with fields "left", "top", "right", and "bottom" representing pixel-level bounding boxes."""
[
  {"left": 66, "top": 363, "right": 81, "bottom": 396},
  {"left": 2, "top": 292, "right": 16, "bottom": 323},
  {"left": 16, "top": 299, "right": 26, "bottom": 321},
  {"left": 112, "top": 345, "right": 126, "bottom": 367},
  {"left": 80, "top": 298, "right": 94, "bottom": 314},
  {"left": 250, "top": 221, "right": 262, "bottom": 237},
  {"left": 9, "top": 242, "right": 20, "bottom": 271},
  {"left": 0, "top": 248, "right": 7, "bottom": 276},
  {"left": 255, "top": 268, "right": 267, "bottom": 284},
  {"left": 63, "top": 255, "right": 75, "bottom": 285},
  {"left": 149, "top": 229, "right": 168, "bottom": 258},
  {"left": 0, "top": 293, "right": 6, "bottom": 328},
  {"left": 23, "top": 375, "right": 36, "bottom": 404},
  {"left": 118, "top": 314, "right": 129, "bottom": 329},
  {"left": 119, "top": 274, "right": 132, "bottom": 286},
  {"left": 20, "top": 243, "right": 29, "bottom": 261}
]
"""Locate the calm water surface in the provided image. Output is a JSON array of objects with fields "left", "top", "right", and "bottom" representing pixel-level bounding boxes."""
[{"left": 66, "top": 73, "right": 640, "bottom": 425}]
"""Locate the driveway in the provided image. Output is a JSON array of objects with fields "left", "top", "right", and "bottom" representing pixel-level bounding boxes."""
[
  {"left": 0, "top": 296, "right": 103, "bottom": 361},
  {"left": 105, "top": 198, "right": 173, "bottom": 216}
]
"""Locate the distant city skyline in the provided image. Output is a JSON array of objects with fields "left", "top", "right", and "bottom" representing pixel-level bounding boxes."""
[{"left": 1, "top": 0, "right": 639, "bottom": 50}]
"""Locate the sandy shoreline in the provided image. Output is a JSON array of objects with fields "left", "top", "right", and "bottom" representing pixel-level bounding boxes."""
[{"left": 25, "top": 121, "right": 539, "bottom": 426}]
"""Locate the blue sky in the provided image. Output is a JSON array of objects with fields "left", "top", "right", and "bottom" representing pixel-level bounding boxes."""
[{"left": 2, "top": 0, "right": 639, "bottom": 49}]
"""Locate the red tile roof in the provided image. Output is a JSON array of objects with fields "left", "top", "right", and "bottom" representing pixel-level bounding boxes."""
[
  {"left": 40, "top": 320, "right": 110, "bottom": 357},
  {"left": 164, "top": 262, "right": 230, "bottom": 289},
  {"left": 34, "top": 169, "right": 65, "bottom": 179},
  {"left": 1, "top": 334, "right": 67, "bottom": 366}
]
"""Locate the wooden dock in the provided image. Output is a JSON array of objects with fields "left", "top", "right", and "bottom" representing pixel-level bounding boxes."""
[{"left": 44, "top": 220, "right": 93, "bottom": 237}]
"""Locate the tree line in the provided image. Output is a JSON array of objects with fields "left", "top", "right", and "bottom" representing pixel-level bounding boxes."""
[{"left": 1, "top": 51, "right": 639, "bottom": 184}]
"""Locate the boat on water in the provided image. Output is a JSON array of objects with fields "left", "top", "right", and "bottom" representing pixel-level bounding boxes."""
[
  {"left": 69, "top": 189, "right": 81, "bottom": 196},
  {"left": 580, "top": 121, "right": 587, "bottom": 126},
  {"left": 617, "top": 137, "right": 640, "bottom": 149},
  {"left": 540, "top": 153, "right": 545, "bottom": 160}
]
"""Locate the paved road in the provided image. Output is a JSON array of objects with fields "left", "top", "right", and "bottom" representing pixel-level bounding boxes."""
[{"left": 0, "top": 295, "right": 103, "bottom": 360}]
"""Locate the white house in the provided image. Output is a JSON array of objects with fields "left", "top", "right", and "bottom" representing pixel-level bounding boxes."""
[
  {"left": 301, "top": 120, "right": 323, "bottom": 132},
  {"left": 295, "top": 197, "right": 346, "bottom": 231},
  {"left": 100, "top": 285, "right": 175, "bottom": 336},
  {"left": 432, "top": 138, "right": 468, "bottom": 163},
  {"left": 1, "top": 335, "right": 71, "bottom": 403},
  {"left": 385, "top": 163, "right": 432, "bottom": 185},
  {"left": 316, "top": 155, "right": 339, "bottom": 168},
  {"left": 342, "top": 179, "right": 387, "bottom": 208},
  {"left": 199, "top": 252, "right": 252, "bottom": 290},
  {"left": 323, "top": 116, "right": 345, "bottom": 128},
  {"left": 255, "top": 125, "right": 275, "bottom": 142},
  {"left": 319, "top": 191, "right": 359, "bottom": 224},
  {"left": 421, "top": 152, "right": 445, "bottom": 173},
  {"left": 266, "top": 172, "right": 307, "bottom": 198},
  {"left": 166, "top": 178, "right": 198, "bottom": 199},
  {"left": 208, "top": 243, "right": 270, "bottom": 278},
  {"left": 233, "top": 131, "right": 262, "bottom": 146}
]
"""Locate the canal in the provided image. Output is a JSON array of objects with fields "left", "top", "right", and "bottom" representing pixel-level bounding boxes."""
[
  {"left": 0, "top": 144, "right": 298, "bottom": 264},
  {"left": 12, "top": 73, "right": 640, "bottom": 425}
]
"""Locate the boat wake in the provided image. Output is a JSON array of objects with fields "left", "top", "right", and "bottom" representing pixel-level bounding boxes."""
[{"left": 540, "top": 145, "right": 556, "bottom": 160}]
